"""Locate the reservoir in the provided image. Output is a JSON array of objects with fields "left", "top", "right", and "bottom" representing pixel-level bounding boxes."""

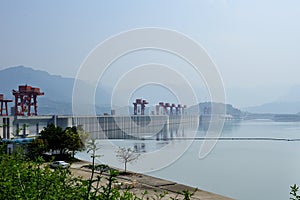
[{"left": 76, "top": 120, "right": 300, "bottom": 200}]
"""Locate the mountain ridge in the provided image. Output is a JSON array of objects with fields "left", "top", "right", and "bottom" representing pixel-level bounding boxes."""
[
  {"left": 1, "top": 66, "right": 300, "bottom": 115},
  {"left": 242, "top": 101, "right": 300, "bottom": 114},
  {"left": 0, "top": 66, "right": 110, "bottom": 115}
]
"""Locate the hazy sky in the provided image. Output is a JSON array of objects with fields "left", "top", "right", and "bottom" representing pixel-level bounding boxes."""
[{"left": 1, "top": 1, "right": 300, "bottom": 107}]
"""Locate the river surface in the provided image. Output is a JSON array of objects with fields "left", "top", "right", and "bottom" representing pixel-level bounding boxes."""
[{"left": 76, "top": 120, "right": 300, "bottom": 200}]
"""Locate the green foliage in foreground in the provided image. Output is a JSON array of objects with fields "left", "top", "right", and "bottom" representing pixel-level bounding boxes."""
[
  {"left": 0, "top": 144, "right": 197, "bottom": 200},
  {"left": 0, "top": 147, "right": 85, "bottom": 199},
  {"left": 290, "top": 184, "right": 300, "bottom": 200}
]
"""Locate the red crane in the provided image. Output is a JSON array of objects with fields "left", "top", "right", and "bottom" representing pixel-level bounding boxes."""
[
  {"left": 133, "top": 98, "right": 148, "bottom": 115},
  {"left": 12, "top": 85, "right": 44, "bottom": 116},
  {"left": 0, "top": 94, "right": 12, "bottom": 116},
  {"left": 156, "top": 102, "right": 186, "bottom": 115}
]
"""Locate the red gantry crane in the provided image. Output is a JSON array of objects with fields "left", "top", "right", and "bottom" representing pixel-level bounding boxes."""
[
  {"left": 12, "top": 85, "right": 44, "bottom": 116},
  {"left": 155, "top": 102, "right": 186, "bottom": 115},
  {"left": 0, "top": 94, "right": 12, "bottom": 116},
  {"left": 133, "top": 98, "right": 148, "bottom": 115}
]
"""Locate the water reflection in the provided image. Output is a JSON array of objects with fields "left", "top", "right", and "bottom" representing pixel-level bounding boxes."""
[
  {"left": 198, "top": 118, "right": 241, "bottom": 137},
  {"left": 126, "top": 123, "right": 195, "bottom": 153},
  {"left": 134, "top": 143, "right": 146, "bottom": 153}
]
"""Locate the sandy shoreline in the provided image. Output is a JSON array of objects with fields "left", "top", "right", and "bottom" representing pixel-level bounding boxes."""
[{"left": 70, "top": 161, "right": 234, "bottom": 200}]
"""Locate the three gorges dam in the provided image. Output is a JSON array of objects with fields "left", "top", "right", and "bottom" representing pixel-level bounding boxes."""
[{"left": 0, "top": 86, "right": 199, "bottom": 140}]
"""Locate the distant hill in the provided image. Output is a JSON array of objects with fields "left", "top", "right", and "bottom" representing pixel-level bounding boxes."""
[
  {"left": 242, "top": 101, "right": 300, "bottom": 114},
  {"left": 278, "top": 84, "right": 300, "bottom": 102},
  {"left": 242, "top": 84, "right": 300, "bottom": 114},
  {"left": 0, "top": 66, "right": 110, "bottom": 115},
  {"left": 187, "top": 102, "right": 242, "bottom": 118}
]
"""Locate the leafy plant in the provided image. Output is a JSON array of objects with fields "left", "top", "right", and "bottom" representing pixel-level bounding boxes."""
[
  {"left": 85, "top": 138, "right": 102, "bottom": 199},
  {"left": 0, "top": 145, "right": 85, "bottom": 200},
  {"left": 290, "top": 184, "right": 300, "bottom": 200}
]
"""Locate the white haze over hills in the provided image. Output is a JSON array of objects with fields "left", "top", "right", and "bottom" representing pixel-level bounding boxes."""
[
  {"left": 0, "top": 66, "right": 299, "bottom": 114},
  {"left": 1, "top": 1, "right": 300, "bottom": 114},
  {"left": 242, "top": 85, "right": 300, "bottom": 114}
]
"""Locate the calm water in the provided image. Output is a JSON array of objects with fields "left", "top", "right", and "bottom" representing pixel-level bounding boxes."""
[{"left": 76, "top": 120, "right": 300, "bottom": 200}]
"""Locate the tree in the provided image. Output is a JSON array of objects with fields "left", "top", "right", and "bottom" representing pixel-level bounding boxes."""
[
  {"left": 39, "top": 124, "right": 85, "bottom": 157},
  {"left": 39, "top": 124, "right": 64, "bottom": 154},
  {"left": 27, "top": 138, "right": 48, "bottom": 159},
  {"left": 116, "top": 147, "right": 140, "bottom": 173},
  {"left": 63, "top": 126, "right": 85, "bottom": 158}
]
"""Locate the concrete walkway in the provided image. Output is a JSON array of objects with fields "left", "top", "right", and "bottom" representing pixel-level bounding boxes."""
[{"left": 70, "top": 161, "right": 234, "bottom": 200}]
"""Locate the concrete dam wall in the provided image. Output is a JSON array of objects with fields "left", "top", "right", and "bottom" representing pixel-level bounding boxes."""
[{"left": 0, "top": 115, "right": 199, "bottom": 140}]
